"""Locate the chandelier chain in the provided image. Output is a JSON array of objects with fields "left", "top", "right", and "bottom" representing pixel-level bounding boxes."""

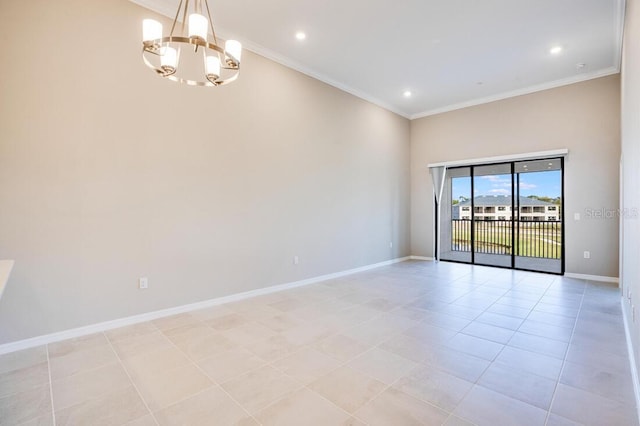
[
  {"left": 169, "top": 0, "right": 184, "bottom": 38},
  {"left": 203, "top": 0, "right": 219, "bottom": 45},
  {"left": 179, "top": 0, "right": 189, "bottom": 37}
]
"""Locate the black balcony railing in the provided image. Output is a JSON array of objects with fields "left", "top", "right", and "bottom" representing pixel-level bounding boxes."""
[{"left": 451, "top": 219, "right": 562, "bottom": 259}]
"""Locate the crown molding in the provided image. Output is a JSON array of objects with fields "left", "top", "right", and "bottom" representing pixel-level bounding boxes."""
[
  {"left": 225, "top": 36, "right": 411, "bottom": 119},
  {"left": 614, "top": 0, "right": 626, "bottom": 70},
  {"left": 410, "top": 67, "right": 620, "bottom": 120}
]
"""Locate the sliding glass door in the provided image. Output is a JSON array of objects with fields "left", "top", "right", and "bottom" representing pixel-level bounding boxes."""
[
  {"left": 513, "top": 159, "right": 563, "bottom": 273},
  {"left": 438, "top": 158, "right": 564, "bottom": 274},
  {"left": 473, "top": 163, "right": 514, "bottom": 268}
]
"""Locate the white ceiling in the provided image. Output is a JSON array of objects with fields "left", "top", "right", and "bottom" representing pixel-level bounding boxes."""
[{"left": 133, "top": 0, "right": 625, "bottom": 119}]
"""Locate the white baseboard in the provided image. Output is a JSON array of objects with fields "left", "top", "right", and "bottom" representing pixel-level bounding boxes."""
[
  {"left": 563, "top": 272, "right": 619, "bottom": 284},
  {"left": 0, "top": 256, "right": 411, "bottom": 355},
  {"left": 409, "top": 256, "right": 434, "bottom": 261},
  {"left": 621, "top": 299, "right": 640, "bottom": 423}
]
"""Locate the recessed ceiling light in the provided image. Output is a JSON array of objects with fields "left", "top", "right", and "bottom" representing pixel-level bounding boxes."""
[
  {"left": 550, "top": 46, "right": 563, "bottom": 55},
  {"left": 295, "top": 31, "right": 306, "bottom": 41},
  {"left": 403, "top": 90, "right": 412, "bottom": 98}
]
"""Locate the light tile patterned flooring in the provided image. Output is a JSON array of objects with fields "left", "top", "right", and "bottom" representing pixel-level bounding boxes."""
[{"left": 0, "top": 260, "right": 638, "bottom": 425}]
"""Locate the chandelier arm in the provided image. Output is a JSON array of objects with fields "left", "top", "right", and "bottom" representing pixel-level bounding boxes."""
[
  {"left": 169, "top": 0, "right": 184, "bottom": 37},
  {"left": 180, "top": 0, "right": 190, "bottom": 37},
  {"left": 203, "top": 0, "right": 219, "bottom": 45}
]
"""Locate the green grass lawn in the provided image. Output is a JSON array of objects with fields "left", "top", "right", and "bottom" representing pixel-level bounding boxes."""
[{"left": 452, "top": 222, "right": 562, "bottom": 259}]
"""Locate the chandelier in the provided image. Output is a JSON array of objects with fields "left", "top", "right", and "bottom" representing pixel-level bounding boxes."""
[{"left": 141, "top": 0, "right": 241, "bottom": 86}]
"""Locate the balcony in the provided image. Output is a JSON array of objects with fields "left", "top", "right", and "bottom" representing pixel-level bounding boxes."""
[{"left": 450, "top": 219, "right": 562, "bottom": 259}]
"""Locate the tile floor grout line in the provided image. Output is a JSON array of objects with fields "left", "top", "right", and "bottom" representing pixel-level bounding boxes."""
[
  {"left": 501, "top": 274, "right": 579, "bottom": 421},
  {"left": 43, "top": 351, "right": 126, "bottom": 383},
  {"left": 45, "top": 344, "right": 57, "bottom": 426},
  {"left": 494, "top": 275, "right": 558, "bottom": 419},
  {"left": 254, "top": 308, "right": 459, "bottom": 424},
  {"left": 488, "top": 274, "right": 570, "bottom": 361},
  {"left": 303, "top": 382, "right": 372, "bottom": 425},
  {"left": 357, "top": 347, "right": 456, "bottom": 423},
  {"left": 436, "top": 271, "right": 560, "bottom": 424},
  {"left": 331, "top": 334, "right": 457, "bottom": 423},
  {"left": 540, "top": 277, "right": 586, "bottom": 426},
  {"left": 544, "top": 282, "right": 636, "bottom": 423},
  {"left": 158, "top": 328, "right": 263, "bottom": 425},
  {"left": 322, "top": 354, "right": 432, "bottom": 424},
  {"left": 253, "top": 322, "right": 391, "bottom": 424},
  {"left": 44, "top": 337, "right": 159, "bottom": 414},
  {"left": 234, "top": 343, "right": 348, "bottom": 421},
  {"left": 439, "top": 283, "right": 507, "bottom": 425},
  {"left": 252, "top": 352, "right": 372, "bottom": 425},
  {"left": 103, "top": 331, "right": 161, "bottom": 426}
]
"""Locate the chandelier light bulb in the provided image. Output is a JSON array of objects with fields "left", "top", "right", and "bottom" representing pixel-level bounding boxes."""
[
  {"left": 225, "top": 40, "right": 242, "bottom": 66},
  {"left": 160, "top": 46, "right": 179, "bottom": 74},
  {"left": 142, "top": 19, "right": 162, "bottom": 46},
  {"left": 188, "top": 14, "right": 208, "bottom": 40},
  {"left": 206, "top": 55, "right": 221, "bottom": 80}
]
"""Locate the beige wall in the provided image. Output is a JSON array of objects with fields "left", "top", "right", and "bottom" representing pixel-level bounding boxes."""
[
  {"left": 0, "top": 0, "right": 411, "bottom": 344},
  {"left": 411, "top": 75, "right": 621, "bottom": 277},
  {"left": 621, "top": 0, "right": 640, "bottom": 380}
]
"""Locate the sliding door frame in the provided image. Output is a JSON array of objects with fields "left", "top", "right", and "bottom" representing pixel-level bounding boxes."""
[
  {"left": 511, "top": 162, "right": 516, "bottom": 269},
  {"left": 470, "top": 173, "right": 475, "bottom": 265},
  {"left": 437, "top": 157, "right": 565, "bottom": 275},
  {"left": 561, "top": 157, "right": 566, "bottom": 274}
]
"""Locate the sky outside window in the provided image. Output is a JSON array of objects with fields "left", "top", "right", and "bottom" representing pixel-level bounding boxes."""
[{"left": 452, "top": 170, "right": 561, "bottom": 201}]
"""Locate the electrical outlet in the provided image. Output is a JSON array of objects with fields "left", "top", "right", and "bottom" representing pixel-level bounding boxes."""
[
  {"left": 583, "top": 251, "right": 590, "bottom": 259},
  {"left": 389, "top": 242, "right": 393, "bottom": 248},
  {"left": 293, "top": 256, "right": 299, "bottom": 265},
  {"left": 139, "top": 277, "right": 148, "bottom": 289},
  {"left": 574, "top": 213, "right": 581, "bottom": 221}
]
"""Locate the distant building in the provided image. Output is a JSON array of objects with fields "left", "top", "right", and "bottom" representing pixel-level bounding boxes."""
[{"left": 456, "top": 195, "right": 559, "bottom": 221}]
